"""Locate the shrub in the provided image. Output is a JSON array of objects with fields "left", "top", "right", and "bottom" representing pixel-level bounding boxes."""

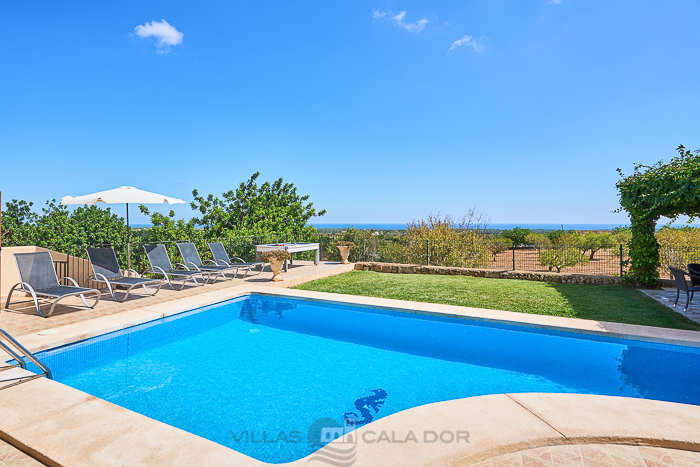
[
  {"left": 656, "top": 227, "right": 700, "bottom": 271},
  {"left": 402, "top": 211, "right": 490, "bottom": 268},
  {"left": 337, "top": 241, "right": 356, "bottom": 248}
]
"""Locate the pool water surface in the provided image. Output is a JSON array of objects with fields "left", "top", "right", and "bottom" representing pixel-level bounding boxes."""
[{"left": 28, "top": 294, "right": 700, "bottom": 463}]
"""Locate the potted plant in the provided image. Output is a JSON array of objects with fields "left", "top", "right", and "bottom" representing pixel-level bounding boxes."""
[
  {"left": 336, "top": 241, "right": 356, "bottom": 264},
  {"left": 261, "top": 250, "right": 292, "bottom": 281}
]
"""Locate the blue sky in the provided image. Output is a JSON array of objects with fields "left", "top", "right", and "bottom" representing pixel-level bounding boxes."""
[{"left": 1, "top": 1, "right": 699, "bottom": 226}]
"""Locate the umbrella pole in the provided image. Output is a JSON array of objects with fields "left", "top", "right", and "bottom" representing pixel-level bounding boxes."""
[{"left": 126, "top": 203, "right": 131, "bottom": 271}]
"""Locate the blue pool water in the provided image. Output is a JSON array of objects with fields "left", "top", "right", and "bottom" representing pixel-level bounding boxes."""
[{"left": 28, "top": 295, "right": 700, "bottom": 463}]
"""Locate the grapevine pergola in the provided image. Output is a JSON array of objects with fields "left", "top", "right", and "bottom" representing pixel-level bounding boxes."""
[{"left": 616, "top": 145, "right": 700, "bottom": 286}]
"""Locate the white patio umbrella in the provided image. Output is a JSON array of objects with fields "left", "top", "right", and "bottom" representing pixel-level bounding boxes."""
[{"left": 61, "top": 186, "right": 185, "bottom": 269}]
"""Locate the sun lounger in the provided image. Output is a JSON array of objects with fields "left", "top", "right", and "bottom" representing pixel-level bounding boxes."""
[
  {"left": 208, "top": 242, "right": 264, "bottom": 277},
  {"left": 177, "top": 242, "right": 238, "bottom": 281},
  {"left": 144, "top": 244, "right": 212, "bottom": 290},
  {"left": 5, "top": 251, "right": 101, "bottom": 317},
  {"left": 85, "top": 247, "right": 164, "bottom": 302}
]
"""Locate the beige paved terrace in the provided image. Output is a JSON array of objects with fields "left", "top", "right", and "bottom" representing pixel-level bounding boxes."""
[
  {"left": 0, "top": 438, "right": 43, "bottom": 467},
  {"left": 0, "top": 261, "right": 353, "bottom": 337},
  {"left": 466, "top": 443, "right": 700, "bottom": 467},
  {"left": 641, "top": 288, "right": 700, "bottom": 325}
]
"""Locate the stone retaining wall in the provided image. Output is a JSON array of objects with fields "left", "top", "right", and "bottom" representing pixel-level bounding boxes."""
[{"left": 354, "top": 262, "right": 675, "bottom": 287}]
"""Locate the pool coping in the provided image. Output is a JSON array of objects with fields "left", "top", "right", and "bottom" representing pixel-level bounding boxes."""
[{"left": 2, "top": 286, "right": 700, "bottom": 466}]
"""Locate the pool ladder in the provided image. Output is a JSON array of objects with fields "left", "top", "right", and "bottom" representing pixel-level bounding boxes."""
[{"left": 0, "top": 328, "right": 53, "bottom": 391}]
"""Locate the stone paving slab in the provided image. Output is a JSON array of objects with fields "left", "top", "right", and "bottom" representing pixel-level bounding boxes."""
[
  {"left": 465, "top": 443, "right": 700, "bottom": 467},
  {"left": 640, "top": 288, "right": 700, "bottom": 324},
  {"left": 0, "top": 261, "right": 353, "bottom": 338},
  {"left": 0, "top": 438, "right": 44, "bottom": 467}
]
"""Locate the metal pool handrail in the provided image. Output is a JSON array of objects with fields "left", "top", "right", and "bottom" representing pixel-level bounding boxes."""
[{"left": 0, "top": 328, "right": 53, "bottom": 390}]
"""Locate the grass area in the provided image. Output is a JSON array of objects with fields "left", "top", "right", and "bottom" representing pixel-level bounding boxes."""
[{"left": 294, "top": 270, "right": 700, "bottom": 331}]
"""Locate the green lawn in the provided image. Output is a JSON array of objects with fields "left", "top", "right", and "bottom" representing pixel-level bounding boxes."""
[{"left": 294, "top": 270, "right": 700, "bottom": 331}]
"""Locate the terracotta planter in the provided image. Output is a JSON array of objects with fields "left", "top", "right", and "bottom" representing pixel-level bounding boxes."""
[
  {"left": 337, "top": 245, "right": 351, "bottom": 264},
  {"left": 269, "top": 258, "right": 284, "bottom": 281}
]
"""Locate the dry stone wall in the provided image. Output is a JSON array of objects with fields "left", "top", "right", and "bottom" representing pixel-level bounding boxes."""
[{"left": 354, "top": 262, "right": 675, "bottom": 287}]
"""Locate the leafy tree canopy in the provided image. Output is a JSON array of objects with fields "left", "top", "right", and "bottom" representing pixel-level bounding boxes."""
[
  {"left": 1, "top": 199, "right": 127, "bottom": 250},
  {"left": 190, "top": 172, "right": 326, "bottom": 238},
  {"left": 501, "top": 226, "right": 531, "bottom": 245},
  {"left": 616, "top": 145, "right": 700, "bottom": 285}
]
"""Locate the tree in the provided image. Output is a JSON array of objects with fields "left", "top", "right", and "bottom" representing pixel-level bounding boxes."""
[
  {"left": 524, "top": 233, "right": 551, "bottom": 250},
  {"left": 1, "top": 199, "right": 127, "bottom": 252},
  {"left": 402, "top": 211, "right": 490, "bottom": 268},
  {"left": 538, "top": 248, "right": 589, "bottom": 273},
  {"left": 616, "top": 145, "right": 700, "bottom": 285},
  {"left": 578, "top": 232, "right": 616, "bottom": 260},
  {"left": 546, "top": 229, "right": 575, "bottom": 243},
  {"left": 536, "top": 232, "right": 589, "bottom": 272},
  {"left": 488, "top": 236, "right": 512, "bottom": 260},
  {"left": 190, "top": 172, "right": 326, "bottom": 239},
  {"left": 656, "top": 226, "right": 700, "bottom": 271},
  {"left": 1, "top": 199, "right": 38, "bottom": 247},
  {"left": 501, "top": 227, "right": 531, "bottom": 246}
]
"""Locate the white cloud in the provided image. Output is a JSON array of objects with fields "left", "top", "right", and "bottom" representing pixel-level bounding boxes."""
[
  {"left": 392, "top": 11, "right": 428, "bottom": 33},
  {"left": 134, "top": 19, "right": 183, "bottom": 53},
  {"left": 449, "top": 34, "right": 483, "bottom": 52},
  {"left": 372, "top": 9, "right": 428, "bottom": 33}
]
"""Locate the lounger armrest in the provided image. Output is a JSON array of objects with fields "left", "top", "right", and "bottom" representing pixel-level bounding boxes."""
[
  {"left": 206, "top": 260, "right": 219, "bottom": 266},
  {"left": 232, "top": 257, "right": 247, "bottom": 264},
  {"left": 59, "top": 276, "right": 80, "bottom": 287},
  {"left": 148, "top": 266, "right": 169, "bottom": 277},
  {"left": 123, "top": 269, "right": 142, "bottom": 278},
  {"left": 18, "top": 281, "right": 37, "bottom": 295},
  {"left": 215, "top": 259, "right": 232, "bottom": 266},
  {"left": 178, "top": 262, "right": 201, "bottom": 271},
  {"left": 86, "top": 273, "right": 111, "bottom": 285}
]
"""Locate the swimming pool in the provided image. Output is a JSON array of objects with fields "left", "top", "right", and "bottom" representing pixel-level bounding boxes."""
[{"left": 27, "top": 294, "right": 700, "bottom": 463}]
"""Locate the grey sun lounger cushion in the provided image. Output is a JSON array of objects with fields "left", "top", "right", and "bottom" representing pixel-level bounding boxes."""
[
  {"left": 144, "top": 244, "right": 212, "bottom": 290},
  {"left": 208, "top": 242, "right": 264, "bottom": 277},
  {"left": 5, "top": 251, "right": 101, "bottom": 318},
  {"left": 85, "top": 248, "right": 163, "bottom": 302},
  {"left": 176, "top": 242, "right": 238, "bottom": 281}
]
